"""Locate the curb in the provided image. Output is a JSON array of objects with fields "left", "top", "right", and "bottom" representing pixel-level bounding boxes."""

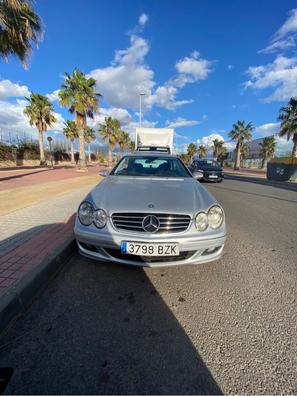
[{"left": 0, "top": 237, "right": 76, "bottom": 335}]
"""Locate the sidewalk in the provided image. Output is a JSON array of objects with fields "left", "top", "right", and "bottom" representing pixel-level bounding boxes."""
[
  {"left": 223, "top": 167, "right": 266, "bottom": 178},
  {"left": 0, "top": 214, "right": 75, "bottom": 297},
  {"left": 0, "top": 167, "right": 101, "bottom": 301}
]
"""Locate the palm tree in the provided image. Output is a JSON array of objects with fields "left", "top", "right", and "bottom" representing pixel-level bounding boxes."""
[
  {"left": 240, "top": 142, "right": 249, "bottom": 167},
  {"left": 98, "top": 117, "right": 120, "bottom": 164},
  {"left": 197, "top": 145, "right": 207, "bottom": 159},
  {"left": 278, "top": 97, "right": 297, "bottom": 158},
  {"left": 217, "top": 146, "right": 229, "bottom": 166},
  {"left": 118, "top": 130, "right": 130, "bottom": 156},
  {"left": 84, "top": 126, "right": 96, "bottom": 163},
  {"left": 228, "top": 120, "right": 253, "bottom": 170},
  {"left": 23, "top": 93, "right": 56, "bottom": 166},
  {"left": 128, "top": 140, "right": 135, "bottom": 153},
  {"left": 259, "top": 136, "right": 276, "bottom": 168},
  {"left": 63, "top": 120, "right": 78, "bottom": 165},
  {"left": 187, "top": 143, "right": 197, "bottom": 161},
  {"left": 59, "top": 68, "right": 101, "bottom": 170},
  {"left": 179, "top": 153, "right": 190, "bottom": 164},
  {"left": 0, "top": 0, "right": 42, "bottom": 66},
  {"left": 212, "top": 139, "right": 223, "bottom": 160}
]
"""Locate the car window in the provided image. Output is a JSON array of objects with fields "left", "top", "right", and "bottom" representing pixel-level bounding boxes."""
[
  {"left": 138, "top": 146, "right": 170, "bottom": 153},
  {"left": 111, "top": 156, "right": 191, "bottom": 178},
  {"left": 195, "top": 160, "right": 220, "bottom": 167}
]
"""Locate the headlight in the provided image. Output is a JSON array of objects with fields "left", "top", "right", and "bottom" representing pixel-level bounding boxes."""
[
  {"left": 78, "top": 201, "right": 94, "bottom": 226},
  {"left": 208, "top": 205, "right": 223, "bottom": 229},
  {"left": 195, "top": 212, "right": 208, "bottom": 231},
  {"left": 93, "top": 209, "right": 107, "bottom": 228}
]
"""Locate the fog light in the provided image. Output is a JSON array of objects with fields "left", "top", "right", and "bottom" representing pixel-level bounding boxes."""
[{"left": 202, "top": 246, "right": 222, "bottom": 256}]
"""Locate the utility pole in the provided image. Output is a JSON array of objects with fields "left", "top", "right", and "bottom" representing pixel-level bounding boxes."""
[{"left": 139, "top": 93, "right": 146, "bottom": 127}]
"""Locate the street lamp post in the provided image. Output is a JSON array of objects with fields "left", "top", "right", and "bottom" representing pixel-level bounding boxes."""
[
  {"left": 139, "top": 93, "right": 146, "bottom": 127},
  {"left": 47, "top": 136, "right": 53, "bottom": 168}
]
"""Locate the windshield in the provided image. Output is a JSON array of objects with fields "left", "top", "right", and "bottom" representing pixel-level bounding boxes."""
[
  {"left": 195, "top": 160, "right": 220, "bottom": 168},
  {"left": 111, "top": 156, "right": 191, "bottom": 178}
]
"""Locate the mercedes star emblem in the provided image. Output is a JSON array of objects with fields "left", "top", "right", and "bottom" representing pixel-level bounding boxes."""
[{"left": 142, "top": 215, "right": 160, "bottom": 233}]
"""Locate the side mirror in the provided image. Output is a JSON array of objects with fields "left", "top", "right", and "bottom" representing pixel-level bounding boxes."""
[
  {"left": 193, "top": 171, "right": 203, "bottom": 180},
  {"left": 99, "top": 170, "right": 110, "bottom": 177}
]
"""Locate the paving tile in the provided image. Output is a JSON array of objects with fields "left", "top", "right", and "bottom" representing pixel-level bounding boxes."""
[
  {"left": 0, "top": 278, "right": 17, "bottom": 288},
  {"left": 0, "top": 186, "right": 89, "bottom": 257},
  {"left": 0, "top": 185, "right": 88, "bottom": 297}
]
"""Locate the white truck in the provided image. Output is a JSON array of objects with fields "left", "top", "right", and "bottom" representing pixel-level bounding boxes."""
[{"left": 135, "top": 128, "right": 174, "bottom": 154}]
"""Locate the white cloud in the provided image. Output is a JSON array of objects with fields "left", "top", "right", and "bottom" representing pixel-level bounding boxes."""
[
  {"left": 88, "top": 27, "right": 212, "bottom": 111},
  {"left": 88, "top": 107, "right": 133, "bottom": 129},
  {"left": 165, "top": 116, "right": 204, "bottom": 128},
  {"left": 244, "top": 55, "right": 297, "bottom": 102},
  {"left": 227, "top": 65, "right": 234, "bottom": 70},
  {"left": 174, "top": 132, "right": 190, "bottom": 141},
  {"left": 87, "top": 106, "right": 156, "bottom": 138},
  {"left": 0, "top": 80, "right": 29, "bottom": 99},
  {"left": 259, "top": 37, "right": 296, "bottom": 54},
  {"left": 275, "top": 135, "right": 293, "bottom": 154},
  {"left": 196, "top": 133, "right": 236, "bottom": 151},
  {"left": 46, "top": 89, "right": 60, "bottom": 102},
  {"left": 51, "top": 112, "right": 65, "bottom": 132},
  {"left": 197, "top": 133, "right": 224, "bottom": 147},
  {"left": 173, "top": 143, "right": 189, "bottom": 154},
  {"left": 273, "top": 8, "right": 297, "bottom": 41},
  {"left": 0, "top": 97, "right": 65, "bottom": 142},
  {"left": 259, "top": 8, "right": 297, "bottom": 54},
  {"left": 139, "top": 13, "right": 148, "bottom": 27},
  {"left": 174, "top": 51, "right": 213, "bottom": 87},
  {"left": 254, "top": 122, "right": 280, "bottom": 137},
  {"left": 0, "top": 100, "right": 31, "bottom": 135},
  {"left": 88, "top": 34, "right": 155, "bottom": 110}
]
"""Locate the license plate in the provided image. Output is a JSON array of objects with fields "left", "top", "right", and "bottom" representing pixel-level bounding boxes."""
[
  {"left": 209, "top": 175, "right": 218, "bottom": 178},
  {"left": 121, "top": 242, "right": 179, "bottom": 256}
]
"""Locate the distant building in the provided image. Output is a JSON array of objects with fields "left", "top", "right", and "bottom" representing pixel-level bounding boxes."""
[{"left": 227, "top": 135, "right": 293, "bottom": 168}]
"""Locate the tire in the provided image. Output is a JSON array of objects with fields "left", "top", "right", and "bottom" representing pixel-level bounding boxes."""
[{"left": 217, "top": 178, "right": 223, "bottom": 183}]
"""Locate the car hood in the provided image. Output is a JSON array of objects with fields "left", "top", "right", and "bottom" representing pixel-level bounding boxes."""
[{"left": 88, "top": 176, "right": 217, "bottom": 216}]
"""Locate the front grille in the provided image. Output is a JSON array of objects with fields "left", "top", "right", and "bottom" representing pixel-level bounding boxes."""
[
  {"left": 104, "top": 248, "right": 196, "bottom": 263},
  {"left": 204, "top": 171, "right": 222, "bottom": 177},
  {"left": 112, "top": 213, "right": 191, "bottom": 234}
]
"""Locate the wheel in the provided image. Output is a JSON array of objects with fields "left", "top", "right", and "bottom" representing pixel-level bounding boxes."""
[{"left": 217, "top": 178, "right": 223, "bottom": 183}]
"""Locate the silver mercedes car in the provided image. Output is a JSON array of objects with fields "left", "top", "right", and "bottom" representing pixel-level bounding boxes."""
[{"left": 74, "top": 153, "right": 226, "bottom": 267}]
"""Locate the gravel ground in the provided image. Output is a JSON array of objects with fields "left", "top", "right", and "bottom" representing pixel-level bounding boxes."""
[{"left": 0, "top": 177, "right": 296, "bottom": 394}]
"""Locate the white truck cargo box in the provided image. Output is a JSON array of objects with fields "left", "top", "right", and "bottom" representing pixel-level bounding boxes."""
[{"left": 135, "top": 128, "right": 174, "bottom": 153}]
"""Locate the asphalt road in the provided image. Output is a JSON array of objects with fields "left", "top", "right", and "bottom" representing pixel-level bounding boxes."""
[{"left": 0, "top": 177, "right": 297, "bottom": 394}]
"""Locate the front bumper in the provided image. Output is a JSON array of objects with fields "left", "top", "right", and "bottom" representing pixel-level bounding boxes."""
[
  {"left": 203, "top": 172, "right": 224, "bottom": 181},
  {"left": 74, "top": 218, "right": 226, "bottom": 267}
]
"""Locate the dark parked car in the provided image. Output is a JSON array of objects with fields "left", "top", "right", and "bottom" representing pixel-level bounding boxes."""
[{"left": 190, "top": 159, "right": 224, "bottom": 182}]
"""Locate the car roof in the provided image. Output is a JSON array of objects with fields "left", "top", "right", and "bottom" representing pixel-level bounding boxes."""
[{"left": 125, "top": 152, "right": 178, "bottom": 158}]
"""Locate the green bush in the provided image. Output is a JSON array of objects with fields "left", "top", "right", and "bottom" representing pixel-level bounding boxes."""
[
  {"left": 0, "top": 142, "right": 16, "bottom": 161},
  {"left": 17, "top": 142, "right": 41, "bottom": 160},
  {"left": 53, "top": 150, "right": 70, "bottom": 163}
]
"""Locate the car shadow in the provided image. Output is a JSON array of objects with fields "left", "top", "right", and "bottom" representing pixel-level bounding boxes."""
[
  {"left": 210, "top": 183, "right": 297, "bottom": 204},
  {"left": 224, "top": 174, "right": 297, "bottom": 192},
  {"left": 0, "top": 169, "right": 53, "bottom": 182},
  {"left": 0, "top": 224, "right": 51, "bottom": 257},
  {"left": 0, "top": 241, "right": 222, "bottom": 394}
]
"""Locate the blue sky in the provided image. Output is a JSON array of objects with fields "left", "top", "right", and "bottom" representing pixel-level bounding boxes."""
[{"left": 0, "top": 0, "right": 297, "bottom": 153}]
